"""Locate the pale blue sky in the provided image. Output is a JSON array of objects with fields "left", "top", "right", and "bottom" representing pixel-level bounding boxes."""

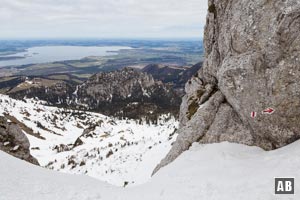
[{"left": 0, "top": 0, "right": 208, "bottom": 39}]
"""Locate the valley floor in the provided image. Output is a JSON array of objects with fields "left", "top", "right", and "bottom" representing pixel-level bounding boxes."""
[{"left": 1, "top": 141, "right": 299, "bottom": 200}]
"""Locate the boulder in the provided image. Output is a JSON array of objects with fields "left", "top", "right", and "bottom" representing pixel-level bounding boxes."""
[{"left": 0, "top": 116, "right": 39, "bottom": 165}]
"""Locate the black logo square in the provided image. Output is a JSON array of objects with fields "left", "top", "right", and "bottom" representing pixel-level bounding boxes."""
[{"left": 275, "top": 178, "right": 294, "bottom": 195}]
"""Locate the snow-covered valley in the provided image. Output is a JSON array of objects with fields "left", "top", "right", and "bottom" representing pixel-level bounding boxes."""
[{"left": 0, "top": 94, "right": 178, "bottom": 186}]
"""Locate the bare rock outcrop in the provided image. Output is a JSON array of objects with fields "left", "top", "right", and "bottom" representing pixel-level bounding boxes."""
[
  {"left": 0, "top": 116, "right": 39, "bottom": 165},
  {"left": 154, "top": 0, "right": 300, "bottom": 174}
]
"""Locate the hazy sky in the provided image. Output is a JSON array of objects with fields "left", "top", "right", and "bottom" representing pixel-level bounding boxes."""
[{"left": 0, "top": 0, "right": 208, "bottom": 39}]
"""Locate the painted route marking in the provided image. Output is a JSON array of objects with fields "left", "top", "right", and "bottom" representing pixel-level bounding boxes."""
[
  {"left": 262, "top": 108, "right": 275, "bottom": 115},
  {"left": 251, "top": 111, "right": 257, "bottom": 118}
]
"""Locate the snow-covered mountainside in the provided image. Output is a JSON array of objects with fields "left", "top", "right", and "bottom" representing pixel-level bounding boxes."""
[
  {"left": 0, "top": 94, "right": 178, "bottom": 186},
  {"left": 1, "top": 141, "right": 299, "bottom": 200}
]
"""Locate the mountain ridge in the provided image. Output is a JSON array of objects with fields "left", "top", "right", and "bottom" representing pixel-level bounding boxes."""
[{"left": 6, "top": 68, "right": 181, "bottom": 121}]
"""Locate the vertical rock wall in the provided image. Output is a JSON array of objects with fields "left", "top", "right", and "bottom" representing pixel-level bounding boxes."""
[{"left": 154, "top": 0, "right": 300, "bottom": 174}]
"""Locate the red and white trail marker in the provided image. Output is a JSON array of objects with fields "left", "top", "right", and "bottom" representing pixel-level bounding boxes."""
[
  {"left": 262, "top": 108, "right": 275, "bottom": 114},
  {"left": 251, "top": 112, "right": 257, "bottom": 118}
]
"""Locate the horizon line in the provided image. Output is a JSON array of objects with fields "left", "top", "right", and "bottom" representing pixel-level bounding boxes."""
[{"left": 0, "top": 37, "right": 203, "bottom": 41}]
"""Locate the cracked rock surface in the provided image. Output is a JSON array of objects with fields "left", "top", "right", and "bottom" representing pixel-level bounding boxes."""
[
  {"left": 154, "top": 0, "right": 300, "bottom": 174},
  {"left": 0, "top": 116, "right": 39, "bottom": 165}
]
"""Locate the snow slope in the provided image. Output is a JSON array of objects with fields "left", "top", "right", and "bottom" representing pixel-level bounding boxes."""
[
  {"left": 0, "top": 141, "right": 299, "bottom": 200},
  {"left": 0, "top": 94, "right": 178, "bottom": 186}
]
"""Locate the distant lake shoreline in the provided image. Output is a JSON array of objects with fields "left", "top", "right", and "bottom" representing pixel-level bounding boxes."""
[{"left": 0, "top": 46, "right": 132, "bottom": 68}]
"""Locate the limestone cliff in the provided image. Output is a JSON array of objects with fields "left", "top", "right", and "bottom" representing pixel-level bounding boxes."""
[{"left": 154, "top": 0, "right": 300, "bottom": 173}]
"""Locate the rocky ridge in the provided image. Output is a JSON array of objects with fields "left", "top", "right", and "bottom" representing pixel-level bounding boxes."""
[
  {"left": 75, "top": 68, "right": 181, "bottom": 120},
  {"left": 154, "top": 0, "right": 300, "bottom": 173},
  {"left": 7, "top": 68, "right": 181, "bottom": 121}
]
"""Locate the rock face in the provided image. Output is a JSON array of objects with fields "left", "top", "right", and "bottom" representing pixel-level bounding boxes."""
[
  {"left": 0, "top": 116, "right": 39, "bottom": 165},
  {"left": 154, "top": 0, "right": 300, "bottom": 173}
]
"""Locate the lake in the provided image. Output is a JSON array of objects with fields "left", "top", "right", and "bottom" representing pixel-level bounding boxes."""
[{"left": 0, "top": 46, "right": 132, "bottom": 67}]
